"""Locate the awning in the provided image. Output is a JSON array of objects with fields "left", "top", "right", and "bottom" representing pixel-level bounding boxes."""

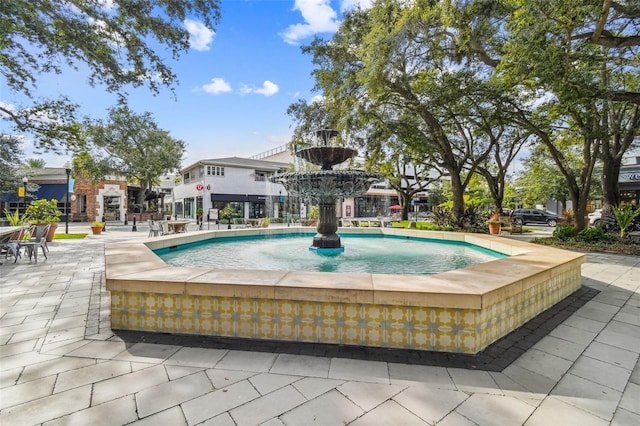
[
  {"left": 0, "top": 183, "right": 67, "bottom": 203},
  {"left": 210, "top": 193, "right": 267, "bottom": 203}
]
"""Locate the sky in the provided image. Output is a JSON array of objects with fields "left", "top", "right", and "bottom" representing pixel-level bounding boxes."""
[{"left": 5, "top": 0, "right": 372, "bottom": 168}]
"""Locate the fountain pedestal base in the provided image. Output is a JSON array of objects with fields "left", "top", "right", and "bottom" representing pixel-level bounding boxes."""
[{"left": 312, "top": 233, "right": 342, "bottom": 249}]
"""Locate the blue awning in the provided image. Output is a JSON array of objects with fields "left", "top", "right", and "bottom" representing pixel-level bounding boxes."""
[{"left": 0, "top": 183, "right": 68, "bottom": 203}]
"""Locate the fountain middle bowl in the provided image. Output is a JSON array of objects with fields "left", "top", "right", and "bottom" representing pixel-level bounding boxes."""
[{"left": 270, "top": 170, "right": 383, "bottom": 199}]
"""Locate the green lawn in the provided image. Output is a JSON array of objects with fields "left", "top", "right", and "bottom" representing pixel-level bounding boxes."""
[{"left": 53, "top": 233, "right": 87, "bottom": 239}]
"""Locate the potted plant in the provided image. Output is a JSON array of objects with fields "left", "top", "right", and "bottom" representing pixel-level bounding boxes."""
[
  {"left": 3, "top": 209, "right": 29, "bottom": 240},
  {"left": 196, "top": 207, "right": 203, "bottom": 224},
  {"left": 91, "top": 221, "right": 105, "bottom": 235},
  {"left": 301, "top": 205, "right": 319, "bottom": 227},
  {"left": 261, "top": 217, "right": 270, "bottom": 228},
  {"left": 220, "top": 204, "right": 234, "bottom": 229},
  {"left": 25, "top": 199, "right": 62, "bottom": 242},
  {"left": 4, "top": 209, "right": 28, "bottom": 226},
  {"left": 487, "top": 211, "right": 502, "bottom": 235}
]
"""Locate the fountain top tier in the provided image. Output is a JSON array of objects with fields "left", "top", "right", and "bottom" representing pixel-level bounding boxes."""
[{"left": 296, "top": 129, "right": 358, "bottom": 170}]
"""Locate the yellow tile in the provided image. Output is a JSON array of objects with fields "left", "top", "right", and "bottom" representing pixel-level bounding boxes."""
[
  {"left": 259, "top": 301, "right": 273, "bottom": 315},
  {"left": 111, "top": 313, "right": 122, "bottom": 328},
  {"left": 388, "top": 307, "right": 406, "bottom": 324},
  {"left": 111, "top": 292, "right": 124, "bottom": 309},
  {"left": 219, "top": 297, "right": 234, "bottom": 313},
  {"left": 143, "top": 314, "right": 157, "bottom": 330},
  {"left": 343, "top": 326, "right": 360, "bottom": 345},
  {"left": 321, "top": 303, "right": 340, "bottom": 320},
  {"left": 258, "top": 321, "right": 275, "bottom": 338},
  {"left": 388, "top": 329, "right": 407, "bottom": 348},
  {"left": 300, "top": 302, "right": 316, "bottom": 320},
  {"left": 365, "top": 306, "right": 383, "bottom": 322},
  {"left": 278, "top": 323, "right": 295, "bottom": 339},
  {"left": 411, "top": 331, "right": 431, "bottom": 349},
  {"left": 299, "top": 324, "right": 317, "bottom": 342},
  {"left": 365, "top": 327, "right": 384, "bottom": 346},
  {"left": 238, "top": 298, "right": 253, "bottom": 315},
  {"left": 126, "top": 293, "right": 141, "bottom": 310},
  {"left": 199, "top": 318, "right": 213, "bottom": 334},
  {"left": 321, "top": 325, "right": 340, "bottom": 343},
  {"left": 343, "top": 304, "right": 361, "bottom": 320},
  {"left": 219, "top": 320, "right": 233, "bottom": 335},
  {"left": 411, "top": 308, "right": 430, "bottom": 324},
  {"left": 161, "top": 294, "right": 177, "bottom": 311},
  {"left": 198, "top": 297, "right": 215, "bottom": 315},
  {"left": 237, "top": 320, "right": 254, "bottom": 338},
  {"left": 180, "top": 317, "right": 196, "bottom": 333}
]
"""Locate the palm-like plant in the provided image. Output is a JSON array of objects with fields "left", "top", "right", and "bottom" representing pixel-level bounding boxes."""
[{"left": 612, "top": 205, "right": 640, "bottom": 238}]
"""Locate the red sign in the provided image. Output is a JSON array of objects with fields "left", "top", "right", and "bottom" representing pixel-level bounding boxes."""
[{"left": 196, "top": 184, "right": 204, "bottom": 191}]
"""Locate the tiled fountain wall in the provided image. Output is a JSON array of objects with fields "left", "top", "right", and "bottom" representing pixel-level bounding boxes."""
[{"left": 106, "top": 228, "right": 584, "bottom": 354}]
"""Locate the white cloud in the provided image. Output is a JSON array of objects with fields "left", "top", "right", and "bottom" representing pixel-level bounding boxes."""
[
  {"left": 199, "top": 78, "right": 232, "bottom": 95},
  {"left": 184, "top": 19, "right": 215, "bottom": 51},
  {"left": 241, "top": 81, "right": 280, "bottom": 96},
  {"left": 340, "top": 0, "right": 374, "bottom": 12},
  {"left": 281, "top": 0, "right": 340, "bottom": 45}
]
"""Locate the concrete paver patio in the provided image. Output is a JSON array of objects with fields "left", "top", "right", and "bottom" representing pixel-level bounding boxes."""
[{"left": 1, "top": 224, "right": 638, "bottom": 425}]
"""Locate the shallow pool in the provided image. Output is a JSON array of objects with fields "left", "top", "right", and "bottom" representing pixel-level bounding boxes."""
[{"left": 155, "top": 234, "right": 506, "bottom": 275}]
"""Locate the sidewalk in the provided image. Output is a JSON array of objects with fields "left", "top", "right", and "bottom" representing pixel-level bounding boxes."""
[{"left": 0, "top": 224, "right": 638, "bottom": 425}]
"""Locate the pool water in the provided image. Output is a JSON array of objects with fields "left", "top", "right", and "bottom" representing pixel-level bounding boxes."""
[{"left": 156, "top": 234, "right": 505, "bottom": 275}]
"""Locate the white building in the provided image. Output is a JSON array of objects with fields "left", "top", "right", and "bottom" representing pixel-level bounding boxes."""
[{"left": 172, "top": 157, "right": 289, "bottom": 222}]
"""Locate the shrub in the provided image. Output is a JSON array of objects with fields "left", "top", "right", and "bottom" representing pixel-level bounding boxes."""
[
  {"left": 432, "top": 206, "right": 456, "bottom": 227},
  {"left": 576, "top": 226, "right": 605, "bottom": 242},
  {"left": 612, "top": 204, "right": 640, "bottom": 238},
  {"left": 26, "top": 199, "right": 62, "bottom": 223},
  {"left": 553, "top": 224, "right": 576, "bottom": 240}
]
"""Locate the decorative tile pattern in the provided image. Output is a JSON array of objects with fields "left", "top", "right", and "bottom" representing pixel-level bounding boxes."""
[{"left": 110, "top": 266, "right": 582, "bottom": 354}]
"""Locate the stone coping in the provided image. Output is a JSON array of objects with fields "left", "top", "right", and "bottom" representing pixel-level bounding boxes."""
[{"left": 105, "top": 227, "right": 585, "bottom": 310}]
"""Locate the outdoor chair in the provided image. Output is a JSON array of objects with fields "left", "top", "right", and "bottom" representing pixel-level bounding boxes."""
[
  {"left": 157, "top": 220, "right": 168, "bottom": 236},
  {"left": 148, "top": 220, "right": 161, "bottom": 237},
  {"left": 20, "top": 223, "right": 51, "bottom": 263},
  {"left": 2, "top": 226, "right": 30, "bottom": 263}
]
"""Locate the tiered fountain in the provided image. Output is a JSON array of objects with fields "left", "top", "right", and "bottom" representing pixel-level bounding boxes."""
[{"left": 270, "top": 129, "right": 383, "bottom": 251}]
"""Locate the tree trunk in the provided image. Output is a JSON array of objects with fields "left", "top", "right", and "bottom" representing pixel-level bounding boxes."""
[
  {"left": 601, "top": 152, "right": 622, "bottom": 211},
  {"left": 449, "top": 171, "right": 465, "bottom": 227}
]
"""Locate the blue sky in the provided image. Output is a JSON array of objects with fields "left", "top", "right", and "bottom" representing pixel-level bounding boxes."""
[{"left": 6, "top": 0, "right": 372, "bottom": 168}]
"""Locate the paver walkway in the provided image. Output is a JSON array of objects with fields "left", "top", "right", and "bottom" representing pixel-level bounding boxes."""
[{"left": 1, "top": 224, "right": 638, "bottom": 425}]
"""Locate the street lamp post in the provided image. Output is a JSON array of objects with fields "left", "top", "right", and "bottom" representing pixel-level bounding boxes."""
[
  {"left": 22, "top": 176, "right": 28, "bottom": 214},
  {"left": 64, "top": 162, "right": 71, "bottom": 234}
]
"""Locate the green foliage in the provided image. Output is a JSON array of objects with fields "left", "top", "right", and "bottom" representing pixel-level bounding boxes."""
[
  {"left": 91, "top": 221, "right": 106, "bottom": 228},
  {"left": 3, "top": 209, "right": 28, "bottom": 226},
  {"left": 576, "top": 226, "right": 606, "bottom": 242},
  {"left": 25, "top": 199, "right": 62, "bottom": 223},
  {"left": 308, "top": 205, "right": 320, "bottom": 220},
  {"left": 612, "top": 205, "right": 640, "bottom": 238},
  {"left": 84, "top": 105, "right": 186, "bottom": 203},
  {"left": 552, "top": 225, "right": 576, "bottom": 241},
  {"left": 0, "top": 135, "right": 24, "bottom": 194},
  {"left": 53, "top": 233, "right": 87, "bottom": 240},
  {"left": 1, "top": 0, "right": 221, "bottom": 151},
  {"left": 431, "top": 206, "right": 456, "bottom": 227},
  {"left": 220, "top": 204, "right": 234, "bottom": 220}
]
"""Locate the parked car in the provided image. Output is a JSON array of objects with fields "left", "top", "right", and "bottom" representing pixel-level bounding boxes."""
[
  {"left": 588, "top": 209, "right": 602, "bottom": 225},
  {"left": 510, "top": 209, "right": 559, "bottom": 227}
]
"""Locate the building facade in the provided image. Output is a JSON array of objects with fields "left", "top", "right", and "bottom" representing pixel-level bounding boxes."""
[{"left": 172, "top": 157, "right": 290, "bottom": 222}]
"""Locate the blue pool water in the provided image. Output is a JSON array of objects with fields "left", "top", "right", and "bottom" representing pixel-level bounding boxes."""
[{"left": 155, "top": 234, "right": 506, "bottom": 275}]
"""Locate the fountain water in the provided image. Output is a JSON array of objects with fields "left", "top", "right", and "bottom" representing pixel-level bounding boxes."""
[{"left": 270, "top": 129, "right": 383, "bottom": 250}]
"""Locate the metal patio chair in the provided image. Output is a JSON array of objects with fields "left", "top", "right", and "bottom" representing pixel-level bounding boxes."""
[{"left": 20, "top": 223, "right": 51, "bottom": 263}]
